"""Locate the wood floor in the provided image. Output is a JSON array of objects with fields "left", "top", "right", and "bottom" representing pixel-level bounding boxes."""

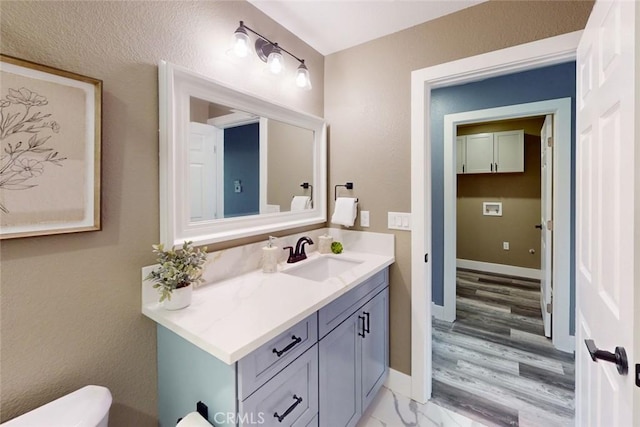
[{"left": 431, "top": 269, "right": 575, "bottom": 427}]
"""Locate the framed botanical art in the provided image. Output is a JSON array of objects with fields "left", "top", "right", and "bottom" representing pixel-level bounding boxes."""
[{"left": 0, "top": 55, "right": 102, "bottom": 239}]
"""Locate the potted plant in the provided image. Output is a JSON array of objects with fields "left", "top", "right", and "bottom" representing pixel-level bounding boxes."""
[{"left": 145, "top": 241, "right": 208, "bottom": 310}]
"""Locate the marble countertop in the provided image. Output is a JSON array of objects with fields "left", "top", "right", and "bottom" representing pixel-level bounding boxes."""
[{"left": 141, "top": 230, "right": 394, "bottom": 365}]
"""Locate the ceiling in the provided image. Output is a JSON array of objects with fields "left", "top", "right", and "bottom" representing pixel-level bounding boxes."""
[{"left": 247, "top": 0, "right": 488, "bottom": 56}]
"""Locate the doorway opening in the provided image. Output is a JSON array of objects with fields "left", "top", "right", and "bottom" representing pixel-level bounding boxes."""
[
  {"left": 438, "top": 99, "right": 574, "bottom": 354},
  {"left": 409, "top": 31, "right": 582, "bottom": 404},
  {"left": 430, "top": 110, "right": 576, "bottom": 424}
]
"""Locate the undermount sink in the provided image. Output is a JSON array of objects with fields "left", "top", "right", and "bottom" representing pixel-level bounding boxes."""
[{"left": 282, "top": 256, "right": 363, "bottom": 282}]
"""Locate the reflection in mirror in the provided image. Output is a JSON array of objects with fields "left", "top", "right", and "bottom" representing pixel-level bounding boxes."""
[
  {"left": 188, "top": 97, "right": 314, "bottom": 221},
  {"left": 159, "top": 60, "right": 326, "bottom": 247}
]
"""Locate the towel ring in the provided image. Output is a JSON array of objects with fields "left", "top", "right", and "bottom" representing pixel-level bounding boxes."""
[{"left": 334, "top": 182, "right": 358, "bottom": 201}]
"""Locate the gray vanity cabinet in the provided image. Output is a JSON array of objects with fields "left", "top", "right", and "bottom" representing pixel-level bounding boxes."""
[
  {"left": 360, "top": 289, "right": 389, "bottom": 410},
  {"left": 318, "top": 313, "right": 362, "bottom": 427},
  {"left": 156, "top": 268, "right": 389, "bottom": 427},
  {"left": 318, "top": 287, "right": 389, "bottom": 427}
]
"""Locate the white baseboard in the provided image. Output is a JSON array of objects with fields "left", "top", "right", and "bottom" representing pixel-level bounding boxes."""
[
  {"left": 431, "top": 302, "right": 445, "bottom": 321},
  {"left": 457, "top": 259, "right": 541, "bottom": 280},
  {"left": 384, "top": 368, "right": 412, "bottom": 398}
]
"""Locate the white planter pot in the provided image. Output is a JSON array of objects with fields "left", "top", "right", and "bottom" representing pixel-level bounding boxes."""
[{"left": 163, "top": 284, "right": 192, "bottom": 310}]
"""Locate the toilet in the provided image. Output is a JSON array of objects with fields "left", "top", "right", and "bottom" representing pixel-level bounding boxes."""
[{"left": 1, "top": 385, "right": 112, "bottom": 427}]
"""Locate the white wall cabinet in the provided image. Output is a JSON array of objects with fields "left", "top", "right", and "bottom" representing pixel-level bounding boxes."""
[{"left": 457, "top": 130, "right": 524, "bottom": 174}]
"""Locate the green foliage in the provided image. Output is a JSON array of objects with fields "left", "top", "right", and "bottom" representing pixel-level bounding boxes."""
[
  {"left": 331, "top": 241, "right": 343, "bottom": 254},
  {"left": 145, "top": 241, "right": 208, "bottom": 302}
]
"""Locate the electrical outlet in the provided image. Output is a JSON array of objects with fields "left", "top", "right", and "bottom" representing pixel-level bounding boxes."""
[
  {"left": 503, "top": 241, "right": 510, "bottom": 250},
  {"left": 360, "top": 210, "right": 370, "bottom": 227}
]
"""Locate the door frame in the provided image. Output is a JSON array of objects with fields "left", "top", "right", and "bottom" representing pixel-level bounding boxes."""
[
  {"left": 208, "top": 113, "right": 263, "bottom": 218},
  {"left": 410, "top": 30, "right": 582, "bottom": 403},
  {"left": 439, "top": 98, "right": 573, "bottom": 354}
]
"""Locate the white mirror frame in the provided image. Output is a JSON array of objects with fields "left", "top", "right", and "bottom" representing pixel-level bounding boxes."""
[{"left": 159, "top": 61, "right": 327, "bottom": 248}]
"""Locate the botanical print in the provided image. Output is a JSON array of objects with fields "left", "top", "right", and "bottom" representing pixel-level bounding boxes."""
[
  {"left": 0, "top": 69, "right": 87, "bottom": 228},
  {"left": 0, "top": 87, "right": 66, "bottom": 213}
]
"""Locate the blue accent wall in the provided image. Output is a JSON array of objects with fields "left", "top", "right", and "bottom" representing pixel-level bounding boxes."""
[
  {"left": 224, "top": 123, "right": 260, "bottom": 218},
  {"left": 431, "top": 62, "right": 576, "bottom": 335}
]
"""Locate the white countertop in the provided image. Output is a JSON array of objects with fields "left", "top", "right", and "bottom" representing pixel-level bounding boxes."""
[{"left": 142, "top": 235, "right": 394, "bottom": 364}]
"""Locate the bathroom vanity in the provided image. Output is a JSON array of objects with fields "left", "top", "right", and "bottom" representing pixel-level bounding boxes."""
[
  {"left": 142, "top": 229, "right": 394, "bottom": 427},
  {"left": 150, "top": 61, "right": 393, "bottom": 427}
]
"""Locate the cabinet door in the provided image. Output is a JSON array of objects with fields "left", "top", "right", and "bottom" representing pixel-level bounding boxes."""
[
  {"left": 464, "top": 133, "right": 494, "bottom": 173},
  {"left": 494, "top": 130, "right": 524, "bottom": 173},
  {"left": 319, "top": 315, "right": 362, "bottom": 427},
  {"left": 456, "top": 136, "right": 466, "bottom": 174},
  {"left": 360, "top": 289, "right": 389, "bottom": 411}
]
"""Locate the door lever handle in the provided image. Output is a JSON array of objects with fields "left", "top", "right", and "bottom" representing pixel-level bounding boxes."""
[{"left": 584, "top": 339, "right": 628, "bottom": 375}]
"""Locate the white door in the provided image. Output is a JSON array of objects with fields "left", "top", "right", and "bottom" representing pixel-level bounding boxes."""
[
  {"left": 189, "top": 122, "right": 218, "bottom": 221},
  {"left": 540, "top": 115, "right": 553, "bottom": 338},
  {"left": 576, "top": 0, "right": 637, "bottom": 426}
]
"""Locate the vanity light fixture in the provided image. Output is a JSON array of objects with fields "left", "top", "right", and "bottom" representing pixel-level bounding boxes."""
[{"left": 232, "top": 21, "right": 312, "bottom": 90}]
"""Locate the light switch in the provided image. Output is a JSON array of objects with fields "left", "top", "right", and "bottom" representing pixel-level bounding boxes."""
[{"left": 388, "top": 212, "right": 411, "bottom": 231}]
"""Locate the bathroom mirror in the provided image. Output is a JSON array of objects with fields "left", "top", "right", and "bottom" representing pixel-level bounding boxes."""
[{"left": 159, "top": 61, "right": 327, "bottom": 247}]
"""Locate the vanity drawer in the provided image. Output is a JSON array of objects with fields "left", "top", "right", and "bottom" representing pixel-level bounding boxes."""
[
  {"left": 318, "top": 269, "right": 388, "bottom": 338},
  {"left": 238, "top": 314, "right": 318, "bottom": 399},
  {"left": 239, "top": 344, "right": 318, "bottom": 427}
]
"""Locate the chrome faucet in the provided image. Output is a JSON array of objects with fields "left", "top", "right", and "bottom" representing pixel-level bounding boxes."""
[{"left": 283, "top": 236, "right": 314, "bottom": 263}]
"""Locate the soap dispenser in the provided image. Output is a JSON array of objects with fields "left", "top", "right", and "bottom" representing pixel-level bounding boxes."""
[
  {"left": 318, "top": 233, "right": 334, "bottom": 254},
  {"left": 262, "top": 236, "right": 279, "bottom": 273}
]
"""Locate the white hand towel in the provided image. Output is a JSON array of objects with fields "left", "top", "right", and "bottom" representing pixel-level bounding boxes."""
[
  {"left": 176, "top": 412, "right": 212, "bottom": 427},
  {"left": 331, "top": 197, "right": 358, "bottom": 227},
  {"left": 291, "top": 196, "right": 311, "bottom": 211}
]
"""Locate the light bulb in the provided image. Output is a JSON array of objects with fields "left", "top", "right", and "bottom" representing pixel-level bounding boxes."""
[
  {"left": 267, "top": 46, "right": 284, "bottom": 74},
  {"left": 232, "top": 25, "right": 250, "bottom": 58},
  {"left": 296, "top": 62, "right": 312, "bottom": 90}
]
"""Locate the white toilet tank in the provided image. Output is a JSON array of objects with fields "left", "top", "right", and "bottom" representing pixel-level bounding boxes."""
[{"left": 1, "top": 385, "right": 112, "bottom": 427}]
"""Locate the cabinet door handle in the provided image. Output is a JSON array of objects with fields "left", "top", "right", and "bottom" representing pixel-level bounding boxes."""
[
  {"left": 358, "top": 315, "right": 366, "bottom": 338},
  {"left": 490, "top": 163, "right": 493, "bottom": 172},
  {"left": 462, "top": 164, "right": 465, "bottom": 173},
  {"left": 495, "top": 162, "right": 498, "bottom": 172},
  {"left": 272, "top": 335, "right": 302, "bottom": 357},
  {"left": 363, "top": 311, "right": 371, "bottom": 334},
  {"left": 274, "top": 395, "right": 303, "bottom": 423}
]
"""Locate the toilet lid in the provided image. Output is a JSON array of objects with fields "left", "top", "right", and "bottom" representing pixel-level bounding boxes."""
[{"left": 1, "top": 385, "right": 112, "bottom": 427}]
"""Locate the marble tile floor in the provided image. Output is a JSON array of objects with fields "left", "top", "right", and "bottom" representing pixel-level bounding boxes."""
[
  {"left": 357, "top": 386, "right": 488, "bottom": 427},
  {"left": 430, "top": 269, "right": 575, "bottom": 426}
]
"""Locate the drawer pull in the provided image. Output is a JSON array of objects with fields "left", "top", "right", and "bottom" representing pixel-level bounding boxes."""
[
  {"left": 274, "top": 394, "right": 303, "bottom": 423},
  {"left": 363, "top": 311, "right": 371, "bottom": 334},
  {"left": 358, "top": 315, "right": 366, "bottom": 338},
  {"left": 273, "top": 335, "right": 302, "bottom": 357}
]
